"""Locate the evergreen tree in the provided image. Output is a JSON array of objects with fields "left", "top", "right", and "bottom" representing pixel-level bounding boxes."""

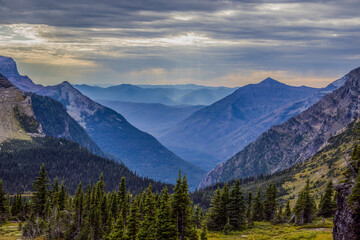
[
  {"left": 200, "top": 225, "right": 208, "bottom": 240},
  {"left": 137, "top": 184, "right": 158, "bottom": 240},
  {"left": 171, "top": 171, "right": 193, "bottom": 240},
  {"left": 126, "top": 199, "right": 141, "bottom": 240},
  {"left": 110, "top": 192, "right": 118, "bottom": 221},
  {"left": 74, "top": 182, "right": 84, "bottom": 229},
  {"left": 228, "top": 180, "right": 246, "bottom": 230},
  {"left": 317, "top": 180, "right": 336, "bottom": 217},
  {"left": 32, "top": 164, "right": 49, "bottom": 217},
  {"left": 207, "top": 188, "right": 223, "bottom": 231},
  {"left": 58, "top": 183, "right": 66, "bottom": 211},
  {"left": 294, "top": 179, "right": 316, "bottom": 225},
  {"left": 223, "top": 217, "right": 231, "bottom": 235},
  {"left": 345, "top": 144, "right": 360, "bottom": 180},
  {"left": 0, "top": 180, "right": 7, "bottom": 221},
  {"left": 118, "top": 177, "right": 126, "bottom": 218},
  {"left": 246, "top": 192, "right": 253, "bottom": 228},
  {"left": 109, "top": 212, "right": 125, "bottom": 240},
  {"left": 252, "top": 188, "right": 263, "bottom": 221},
  {"left": 157, "top": 187, "right": 178, "bottom": 240},
  {"left": 285, "top": 200, "right": 291, "bottom": 219},
  {"left": 51, "top": 177, "right": 59, "bottom": 208},
  {"left": 263, "top": 184, "right": 277, "bottom": 221}
]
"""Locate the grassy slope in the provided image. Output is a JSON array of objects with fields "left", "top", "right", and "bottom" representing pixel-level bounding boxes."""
[
  {"left": 207, "top": 218, "right": 333, "bottom": 240},
  {"left": 192, "top": 120, "right": 358, "bottom": 208}
]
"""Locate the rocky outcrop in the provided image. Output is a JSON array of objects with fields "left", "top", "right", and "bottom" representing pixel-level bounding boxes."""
[
  {"left": 0, "top": 74, "right": 43, "bottom": 142},
  {"left": 200, "top": 66, "right": 360, "bottom": 189},
  {"left": 333, "top": 183, "right": 356, "bottom": 240}
]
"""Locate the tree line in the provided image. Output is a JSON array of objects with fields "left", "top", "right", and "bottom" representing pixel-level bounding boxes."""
[
  {"left": 205, "top": 178, "right": 336, "bottom": 233},
  {"left": 0, "top": 165, "right": 208, "bottom": 240}
]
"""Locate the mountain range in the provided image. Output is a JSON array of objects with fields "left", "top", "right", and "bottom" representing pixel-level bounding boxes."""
[
  {"left": 97, "top": 100, "right": 204, "bottom": 136},
  {"left": 74, "top": 83, "right": 237, "bottom": 106},
  {"left": 160, "top": 77, "right": 345, "bottom": 170},
  {"left": 0, "top": 73, "right": 171, "bottom": 194},
  {"left": 199, "top": 66, "right": 360, "bottom": 189},
  {"left": 0, "top": 56, "right": 205, "bottom": 189}
]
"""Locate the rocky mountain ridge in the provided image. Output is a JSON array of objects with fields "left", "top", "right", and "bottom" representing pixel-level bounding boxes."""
[{"left": 199, "top": 66, "right": 360, "bottom": 189}]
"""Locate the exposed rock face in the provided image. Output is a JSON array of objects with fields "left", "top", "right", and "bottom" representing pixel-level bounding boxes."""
[
  {"left": 200, "top": 67, "right": 360, "bottom": 189},
  {"left": 333, "top": 183, "right": 356, "bottom": 240},
  {"left": 0, "top": 74, "right": 43, "bottom": 142}
]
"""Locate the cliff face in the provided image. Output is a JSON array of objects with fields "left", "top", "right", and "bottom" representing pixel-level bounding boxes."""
[{"left": 333, "top": 183, "right": 356, "bottom": 240}]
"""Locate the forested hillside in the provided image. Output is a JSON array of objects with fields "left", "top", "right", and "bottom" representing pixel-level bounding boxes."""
[{"left": 0, "top": 137, "right": 171, "bottom": 194}]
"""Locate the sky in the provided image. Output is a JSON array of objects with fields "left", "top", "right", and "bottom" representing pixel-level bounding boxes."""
[{"left": 0, "top": 0, "right": 359, "bottom": 87}]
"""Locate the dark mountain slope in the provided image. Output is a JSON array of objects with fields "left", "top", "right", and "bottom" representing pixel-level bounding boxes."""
[
  {"left": 0, "top": 137, "right": 171, "bottom": 194},
  {"left": 29, "top": 93, "right": 106, "bottom": 157},
  {"left": 200, "top": 67, "right": 360, "bottom": 189}
]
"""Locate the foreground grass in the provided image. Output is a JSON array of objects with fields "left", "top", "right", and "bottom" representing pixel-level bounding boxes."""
[
  {"left": 208, "top": 218, "right": 333, "bottom": 240},
  {"left": 0, "top": 222, "right": 22, "bottom": 240}
]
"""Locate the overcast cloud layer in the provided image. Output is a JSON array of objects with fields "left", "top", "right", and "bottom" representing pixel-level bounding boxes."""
[{"left": 0, "top": 0, "right": 359, "bottom": 87}]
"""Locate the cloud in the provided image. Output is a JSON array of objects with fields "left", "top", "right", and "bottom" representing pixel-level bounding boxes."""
[{"left": 0, "top": 0, "right": 359, "bottom": 87}]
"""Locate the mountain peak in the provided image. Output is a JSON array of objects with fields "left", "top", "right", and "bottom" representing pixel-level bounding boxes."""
[
  {"left": 259, "top": 77, "right": 284, "bottom": 85},
  {"left": 0, "top": 56, "right": 20, "bottom": 78}
]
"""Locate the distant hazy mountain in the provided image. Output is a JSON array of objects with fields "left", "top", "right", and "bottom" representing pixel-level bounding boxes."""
[
  {"left": 74, "top": 84, "right": 237, "bottom": 106},
  {"left": 199, "top": 67, "right": 359, "bottom": 189},
  {"left": 97, "top": 100, "right": 204, "bottom": 137},
  {"left": 0, "top": 56, "right": 205, "bottom": 189},
  {"left": 160, "top": 78, "right": 344, "bottom": 171}
]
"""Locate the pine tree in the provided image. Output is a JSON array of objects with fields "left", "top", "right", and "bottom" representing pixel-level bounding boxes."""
[
  {"left": 294, "top": 179, "right": 316, "bottom": 225},
  {"left": 263, "top": 184, "right": 277, "bottom": 221},
  {"left": 109, "top": 212, "right": 125, "bottom": 240},
  {"left": 74, "top": 182, "right": 84, "bottom": 228},
  {"left": 317, "top": 180, "right": 336, "bottom": 217},
  {"left": 32, "top": 163, "right": 49, "bottom": 217},
  {"left": 58, "top": 183, "right": 66, "bottom": 211},
  {"left": 126, "top": 199, "right": 141, "bottom": 240},
  {"left": 157, "top": 187, "right": 178, "bottom": 240},
  {"left": 252, "top": 188, "right": 263, "bottom": 221},
  {"left": 0, "top": 180, "right": 7, "bottom": 221},
  {"left": 228, "top": 180, "right": 246, "bottom": 230},
  {"left": 207, "top": 188, "right": 223, "bottom": 231},
  {"left": 200, "top": 225, "right": 208, "bottom": 240},
  {"left": 220, "top": 184, "right": 230, "bottom": 224},
  {"left": 246, "top": 192, "right": 253, "bottom": 228},
  {"left": 118, "top": 177, "right": 126, "bottom": 218},
  {"left": 223, "top": 217, "right": 231, "bottom": 235},
  {"left": 285, "top": 200, "right": 291, "bottom": 220},
  {"left": 171, "top": 171, "right": 193, "bottom": 240},
  {"left": 51, "top": 177, "right": 59, "bottom": 208},
  {"left": 137, "top": 184, "right": 158, "bottom": 240}
]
